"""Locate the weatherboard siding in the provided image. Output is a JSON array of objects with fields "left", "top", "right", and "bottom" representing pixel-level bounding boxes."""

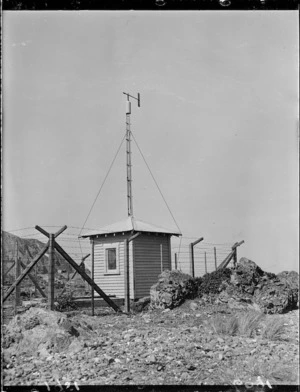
[
  {"left": 133, "top": 234, "right": 171, "bottom": 298},
  {"left": 93, "top": 235, "right": 134, "bottom": 299},
  {"left": 91, "top": 232, "right": 172, "bottom": 300}
]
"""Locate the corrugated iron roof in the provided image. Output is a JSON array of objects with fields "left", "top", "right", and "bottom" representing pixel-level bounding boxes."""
[{"left": 80, "top": 216, "right": 181, "bottom": 238}]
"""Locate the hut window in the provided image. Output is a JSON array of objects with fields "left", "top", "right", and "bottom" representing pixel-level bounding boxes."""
[{"left": 104, "top": 243, "right": 120, "bottom": 274}]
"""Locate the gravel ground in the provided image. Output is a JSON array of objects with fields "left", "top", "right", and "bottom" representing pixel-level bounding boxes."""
[{"left": 2, "top": 300, "right": 299, "bottom": 387}]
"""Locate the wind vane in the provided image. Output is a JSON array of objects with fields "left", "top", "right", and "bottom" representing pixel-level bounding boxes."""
[{"left": 123, "top": 92, "right": 141, "bottom": 217}]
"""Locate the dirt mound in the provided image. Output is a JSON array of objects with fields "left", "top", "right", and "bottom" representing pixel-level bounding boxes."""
[{"left": 3, "top": 307, "right": 95, "bottom": 358}]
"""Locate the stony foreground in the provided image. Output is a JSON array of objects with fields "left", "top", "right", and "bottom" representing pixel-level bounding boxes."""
[{"left": 2, "top": 301, "right": 299, "bottom": 387}]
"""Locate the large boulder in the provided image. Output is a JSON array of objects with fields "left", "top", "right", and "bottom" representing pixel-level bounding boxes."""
[
  {"left": 150, "top": 270, "right": 198, "bottom": 309},
  {"left": 231, "top": 257, "right": 265, "bottom": 295},
  {"left": 219, "top": 259, "right": 298, "bottom": 314},
  {"left": 277, "top": 271, "right": 299, "bottom": 291},
  {"left": 253, "top": 278, "right": 297, "bottom": 314}
]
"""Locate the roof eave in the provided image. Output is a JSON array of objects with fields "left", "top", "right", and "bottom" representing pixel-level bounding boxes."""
[{"left": 80, "top": 229, "right": 181, "bottom": 239}]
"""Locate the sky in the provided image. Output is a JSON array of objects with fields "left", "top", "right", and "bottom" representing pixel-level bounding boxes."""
[{"left": 3, "top": 11, "right": 299, "bottom": 274}]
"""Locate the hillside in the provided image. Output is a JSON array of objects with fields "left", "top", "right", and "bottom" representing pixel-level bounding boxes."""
[{"left": 2, "top": 231, "right": 73, "bottom": 275}]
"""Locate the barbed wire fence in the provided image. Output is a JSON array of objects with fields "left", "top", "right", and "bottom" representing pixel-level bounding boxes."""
[
  {"left": 171, "top": 236, "right": 235, "bottom": 277},
  {"left": 4, "top": 226, "right": 236, "bottom": 281},
  {"left": 2, "top": 226, "right": 95, "bottom": 313}
]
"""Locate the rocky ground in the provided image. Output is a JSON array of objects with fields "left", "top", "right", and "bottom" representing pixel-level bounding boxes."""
[{"left": 2, "top": 300, "right": 299, "bottom": 387}]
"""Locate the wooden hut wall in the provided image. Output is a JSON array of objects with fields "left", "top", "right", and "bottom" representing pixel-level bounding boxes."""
[
  {"left": 133, "top": 233, "right": 171, "bottom": 299},
  {"left": 129, "top": 240, "right": 135, "bottom": 299},
  {"left": 93, "top": 235, "right": 131, "bottom": 299}
]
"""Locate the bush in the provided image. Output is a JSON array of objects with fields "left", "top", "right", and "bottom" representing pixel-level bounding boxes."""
[{"left": 54, "top": 293, "right": 78, "bottom": 312}]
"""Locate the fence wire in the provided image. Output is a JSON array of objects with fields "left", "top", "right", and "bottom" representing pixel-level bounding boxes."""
[{"left": 4, "top": 226, "right": 237, "bottom": 280}]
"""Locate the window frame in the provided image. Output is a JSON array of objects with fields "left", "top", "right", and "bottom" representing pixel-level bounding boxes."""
[{"left": 103, "top": 243, "right": 120, "bottom": 275}]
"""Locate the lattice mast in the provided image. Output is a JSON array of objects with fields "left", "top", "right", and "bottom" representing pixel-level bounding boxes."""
[{"left": 123, "top": 92, "right": 140, "bottom": 217}]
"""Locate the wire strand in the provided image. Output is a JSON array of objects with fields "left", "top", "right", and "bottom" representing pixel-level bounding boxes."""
[
  {"left": 79, "top": 132, "right": 126, "bottom": 237},
  {"left": 131, "top": 132, "right": 181, "bottom": 234}
]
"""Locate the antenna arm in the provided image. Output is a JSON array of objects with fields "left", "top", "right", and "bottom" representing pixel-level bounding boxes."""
[{"left": 123, "top": 92, "right": 140, "bottom": 107}]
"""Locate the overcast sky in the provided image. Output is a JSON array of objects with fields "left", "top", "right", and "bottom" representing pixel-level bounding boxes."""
[{"left": 3, "top": 11, "right": 299, "bottom": 273}]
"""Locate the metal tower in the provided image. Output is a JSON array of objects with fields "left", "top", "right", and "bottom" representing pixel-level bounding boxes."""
[{"left": 123, "top": 92, "right": 140, "bottom": 217}]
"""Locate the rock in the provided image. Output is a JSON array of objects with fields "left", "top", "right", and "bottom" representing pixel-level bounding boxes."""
[
  {"left": 67, "top": 339, "right": 83, "bottom": 355},
  {"left": 277, "top": 271, "right": 299, "bottom": 290},
  {"left": 204, "top": 259, "right": 299, "bottom": 314},
  {"left": 150, "top": 270, "right": 198, "bottom": 309},
  {"left": 131, "top": 297, "right": 151, "bottom": 313},
  {"left": 189, "top": 302, "right": 198, "bottom": 311},
  {"left": 147, "top": 354, "right": 156, "bottom": 364},
  {"left": 254, "top": 281, "right": 297, "bottom": 314},
  {"left": 59, "top": 318, "right": 79, "bottom": 337},
  {"left": 234, "top": 258, "right": 265, "bottom": 286},
  {"left": 37, "top": 346, "right": 51, "bottom": 359}
]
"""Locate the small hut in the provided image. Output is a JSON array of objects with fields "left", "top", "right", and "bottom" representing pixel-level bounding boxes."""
[{"left": 81, "top": 216, "right": 181, "bottom": 299}]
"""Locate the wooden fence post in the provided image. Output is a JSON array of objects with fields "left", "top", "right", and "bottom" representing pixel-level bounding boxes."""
[
  {"left": 48, "top": 233, "right": 55, "bottom": 310},
  {"left": 189, "top": 237, "right": 204, "bottom": 278},
  {"left": 124, "top": 239, "right": 129, "bottom": 313},
  {"left": 35, "top": 225, "right": 67, "bottom": 311},
  {"left": 214, "top": 247, "right": 217, "bottom": 270},
  {"left": 189, "top": 243, "right": 194, "bottom": 278},
  {"left": 160, "top": 244, "right": 163, "bottom": 272},
  {"left": 15, "top": 243, "right": 21, "bottom": 314},
  {"left": 34, "top": 263, "right": 37, "bottom": 296},
  {"left": 175, "top": 253, "right": 178, "bottom": 270},
  {"left": 92, "top": 239, "right": 95, "bottom": 316},
  {"left": 204, "top": 252, "right": 207, "bottom": 274},
  {"left": 233, "top": 249, "right": 237, "bottom": 268}
]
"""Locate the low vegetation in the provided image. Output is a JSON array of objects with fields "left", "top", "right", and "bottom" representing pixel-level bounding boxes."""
[
  {"left": 261, "top": 316, "right": 287, "bottom": 341},
  {"left": 211, "top": 310, "right": 289, "bottom": 342},
  {"left": 54, "top": 293, "right": 78, "bottom": 312}
]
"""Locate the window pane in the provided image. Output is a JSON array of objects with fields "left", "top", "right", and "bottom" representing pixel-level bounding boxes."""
[{"left": 107, "top": 248, "right": 116, "bottom": 270}]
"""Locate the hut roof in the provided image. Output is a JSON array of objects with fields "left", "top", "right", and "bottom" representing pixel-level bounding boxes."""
[{"left": 80, "top": 216, "right": 181, "bottom": 238}]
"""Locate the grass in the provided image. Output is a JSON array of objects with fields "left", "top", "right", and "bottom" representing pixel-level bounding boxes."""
[
  {"left": 211, "top": 310, "right": 288, "bottom": 342},
  {"left": 247, "top": 357, "right": 299, "bottom": 384},
  {"left": 211, "top": 311, "right": 264, "bottom": 337},
  {"left": 261, "top": 316, "right": 287, "bottom": 341},
  {"left": 238, "top": 311, "right": 265, "bottom": 338},
  {"left": 212, "top": 314, "right": 239, "bottom": 335}
]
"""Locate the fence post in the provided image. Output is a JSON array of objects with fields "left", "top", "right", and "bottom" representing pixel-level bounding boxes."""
[
  {"left": 35, "top": 225, "right": 67, "bottom": 311},
  {"left": 189, "top": 237, "right": 204, "bottom": 278},
  {"left": 124, "top": 239, "right": 129, "bottom": 313},
  {"left": 48, "top": 234, "right": 55, "bottom": 310},
  {"left": 175, "top": 253, "right": 178, "bottom": 270},
  {"left": 204, "top": 252, "right": 207, "bottom": 274},
  {"left": 214, "top": 247, "right": 217, "bottom": 270},
  {"left": 15, "top": 242, "right": 21, "bottom": 314},
  {"left": 91, "top": 239, "right": 95, "bottom": 316},
  {"left": 189, "top": 243, "right": 194, "bottom": 277},
  {"left": 160, "top": 244, "right": 163, "bottom": 272},
  {"left": 34, "top": 263, "right": 37, "bottom": 296},
  {"left": 232, "top": 240, "right": 244, "bottom": 269},
  {"left": 233, "top": 248, "right": 237, "bottom": 268}
]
